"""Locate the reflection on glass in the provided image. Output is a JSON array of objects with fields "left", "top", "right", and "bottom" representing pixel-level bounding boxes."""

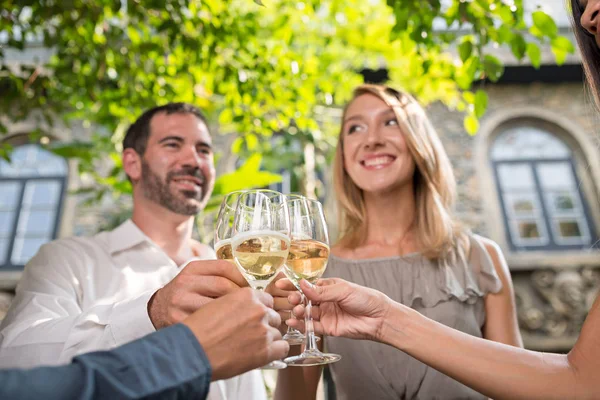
[
  {"left": 491, "top": 128, "right": 571, "bottom": 161},
  {"left": 517, "top": 221, "right": 541, "bottom": 239},
  {"left": 0, "top": 212, "right": 17, "bottom": 235},
  {"left": 22, "top": 181, "right": 62, "bottom": 207},
  {"left": 553, "top": 193, "right": 575, "bottom": 212},
  {"left": 38, "top": 158, "right": 69, "bottom": 176},
  {"left": 0, "top": 238, "right": 8, "bottom": 265},
  {"left": 215, "top": 191, "right": 245, "bottom": 265},
  {"left": 0, "top": 144, "right": 67, "bottom": 177},
  {"left": 537, "top": 162, "right": 575, "bottom": 190},
  {"left": 513, "top": 199, "right": 534, "bottom": 214},
  {"left": 17, "top": 210, "right": 56, "bottom": 236},
  {"left": 11, "top": 237, "right": 47, "bottom": 265},
  {"left": 0, "top": 182, "right": 22, "bottom": 209},
  {"left": 497, "top": 164, "right": 535, "bottom": 190},
  {"left": 558, "top": 220, "right": 582, "bottom": 238}
]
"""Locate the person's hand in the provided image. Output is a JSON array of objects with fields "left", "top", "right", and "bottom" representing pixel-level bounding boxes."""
[
  {"left": 148, "top": 260, "right": 247, "bottom": 329},
  {"left": 183, "top": 288, "right": 289, "bottom": 381},
  {"left": 276, "top": 278, "right": 393, "bottom": 341},
  {"left": 265, "top": 272, "right": 296, "bottom": 334}
]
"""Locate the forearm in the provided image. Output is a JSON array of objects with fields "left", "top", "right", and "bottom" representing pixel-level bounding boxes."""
[
  {"left": 0, "top": 290, "right": 156, "bottom": 368},
  {"left": 0, "top": 324, "right": 211, "bottom": 400},
  {"left": 382, "top": 304, "right": 581, "bottom": 400}
]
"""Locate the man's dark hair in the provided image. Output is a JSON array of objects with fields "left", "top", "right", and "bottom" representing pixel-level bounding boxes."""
[{"left": 123, "top": 102, "right": 209, "bottom": 155}]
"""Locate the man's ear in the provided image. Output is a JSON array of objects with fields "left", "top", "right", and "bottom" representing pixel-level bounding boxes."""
[{"left": 123, "top": 148, "right": 142, "bottom": 182}]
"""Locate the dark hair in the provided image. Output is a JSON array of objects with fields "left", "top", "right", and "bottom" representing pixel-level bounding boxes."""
[
  {"left": 570, "top": 0, "right": 600, "bottom": 108},
  {"left": 123, "top": 102, "right": 209, "bottom": 155}
]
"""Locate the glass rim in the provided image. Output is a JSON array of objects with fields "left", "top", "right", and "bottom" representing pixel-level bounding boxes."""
[{"left": 286, "top": 197, "right": 324, "bottom": 213}]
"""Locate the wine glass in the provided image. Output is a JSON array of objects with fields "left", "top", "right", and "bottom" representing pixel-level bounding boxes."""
[
  {"left": 283, "top": 197, "right": 341, "bottom": 366},
  {"left": 231, "top": 190, "right": 290, "bottom": 369},
  {"left": 280, "top": 194, "right": 318, "bottom": 346},
  {"left": 214, "top": 191, "right": 246, "bottom": 264}
]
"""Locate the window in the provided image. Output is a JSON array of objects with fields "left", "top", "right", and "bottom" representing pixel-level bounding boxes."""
[
  {"left": 0, "top": 144, "right": 68, "bottom": 269},
  {"left": 491, "top": 126, "right": 597, "bottom": 251}
]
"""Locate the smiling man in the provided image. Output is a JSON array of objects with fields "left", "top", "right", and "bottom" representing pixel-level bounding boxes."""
[{"left": 0, "top": 103, "right": 268, "bottom": 400}]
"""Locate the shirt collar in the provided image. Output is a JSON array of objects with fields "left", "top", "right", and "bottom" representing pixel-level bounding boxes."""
[{"left": 108, "top": 219, "right": 152, "bottom": 255}]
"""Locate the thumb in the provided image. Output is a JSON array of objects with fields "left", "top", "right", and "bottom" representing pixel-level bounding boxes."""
[{"left": 300, "top": 279, "right": 347, "bottom": 303}]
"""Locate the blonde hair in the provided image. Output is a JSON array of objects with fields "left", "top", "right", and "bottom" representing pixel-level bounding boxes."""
[{"left": 333, "top": 84, "right": 468, "bottom": 262}]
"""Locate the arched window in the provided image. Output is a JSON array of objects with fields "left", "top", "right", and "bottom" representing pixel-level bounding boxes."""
[
  {"left": 491, "top": 125, "right": 598, "bottom": 251},
  {"left": 0, "top": 144, "right": 68, "bottom": 268}
]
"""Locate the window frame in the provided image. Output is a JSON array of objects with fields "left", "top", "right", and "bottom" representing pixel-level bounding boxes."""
[
  {"left": 492, "top": 157, "right": 597, "bottom": 252},
  {"left": 0, "top": 148, "right": 68, "bottom": 270}
]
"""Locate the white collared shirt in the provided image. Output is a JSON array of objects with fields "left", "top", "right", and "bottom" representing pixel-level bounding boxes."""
[{"left": 0, "top": 219, "right": 267, "bottom": 400}]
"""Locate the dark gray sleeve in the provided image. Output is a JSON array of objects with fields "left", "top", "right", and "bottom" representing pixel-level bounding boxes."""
[{"left": 0, "top": 324, "right": 212, "bottom": 400}]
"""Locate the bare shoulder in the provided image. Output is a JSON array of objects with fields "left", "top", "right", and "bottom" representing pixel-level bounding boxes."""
[
  {"left": 191, "top": 240, "right": 217, "bottom": 259},
  {"left": 475, "top": 236, "right": 511, "bottom": 279},
  {"left": 475, "top": 235, "right": 501, "bottom": 254}
]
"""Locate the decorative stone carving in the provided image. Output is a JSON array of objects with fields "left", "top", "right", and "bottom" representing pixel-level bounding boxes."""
[{"left": 513, "top": 268, "right": 600, "bottom": 350}]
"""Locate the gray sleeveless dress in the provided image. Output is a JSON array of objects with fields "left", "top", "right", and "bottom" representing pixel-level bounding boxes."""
[{"left": 322, "top": 235, "right": 502, "bottom": 400}]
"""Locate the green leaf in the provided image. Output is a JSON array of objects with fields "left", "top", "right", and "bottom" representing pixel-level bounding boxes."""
[
  {"left": 528, "top": 25, "right": 544, "bottom": 39},
  {"left": 474, "top": 90, "right": 488, "bottom": 119},
  {"left": 552, "top": 48, "right": 568, "bottom": 65},
  {"left": 462, "top": 91, "right": 475, "bottom": 104},
  {"left": 497, "top": 25, "right": 513, "bottom": 44},
  {"left": 483, "top": 55, "right": 504, "bottom": 83},
  {"left": 219, "top": 108, "right": 234, "bottom": 125},
  {"left": 464, "top": 114, "right": 479, "bottom": 135},
  {"left": 212, "top": 154, "right": 282, "bottom": 195},
  {"left": 246, "top": 134, "right": 259, "bottom": 151},
  {"left": 232, "top": 137, "right": 244, "bottom": 154},
  {"left": 127, "top": 27, "right": 141, "bottom": 45},
  {"left": 254, "top": 0, "right": 265, "bottom": 5},
  {"left": 458, "top": 40, "right": 473, "bottom": 63},
  {"left": 551, "top": 36, "right": 575, "bottom": 53},
  {"left": 497, "top": 6, "right": 514, "bottom": 24},
  {"left": 456, "top": 56, "right": 480, "bottom": 90},
  {"left": 527, "top": 42, "right": 542, "bottom": 68},
  {"left": 49, "top": 141, "right": 95, "bottom": 161},
  {"left": 510, "top": 35, "right": 527, "bottom": 60},
  {"left": 0, "top": 143, "right": 13, "bottom": 162},
  {"left": 532, "top": 11, "right": 558, "bottom": 38}
]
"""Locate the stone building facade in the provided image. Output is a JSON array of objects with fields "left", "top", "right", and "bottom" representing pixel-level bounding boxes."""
[{"left": 428, "top": 79, "right": 600, "bottom": 350}]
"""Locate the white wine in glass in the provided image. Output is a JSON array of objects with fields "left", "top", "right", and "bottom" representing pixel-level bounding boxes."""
[
  {"left": 283, "top": 236, "right": 326, "bottom": 345},
  {"left": 283, "top": 196, "right": 341, "bottom": 367},
  {"left": 231, "top": 230, "right": 289, "bottom": 289},
  {"left": 215, "top": 239, "right": 234, "bottom": 264},
  {"left": 286, "top": 239, "right": 330, "bottom": 287},
  {"left": 231, "top": 190, "right": 291, "bottom": 369}
]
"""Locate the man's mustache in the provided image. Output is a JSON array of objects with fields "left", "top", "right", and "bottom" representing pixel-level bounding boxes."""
[{"left": 167, "top": 167, "right": 206, "bottom": 184}]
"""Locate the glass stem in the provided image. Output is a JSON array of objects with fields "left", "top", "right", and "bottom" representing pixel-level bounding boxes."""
[
  {"left": 286, "top": 310, "right": 296, "bottom": 334},
  {"left": 303, "top": 294, "right": 319, "bottom": 352}
]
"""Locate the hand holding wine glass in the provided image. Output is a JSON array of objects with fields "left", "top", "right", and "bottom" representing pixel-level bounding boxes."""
[
  {"left": 277, "top": 277, "right": 395, "bottom": 342},
  {"left": 283, "top": 196, "right": 341, "bottom": 366}
]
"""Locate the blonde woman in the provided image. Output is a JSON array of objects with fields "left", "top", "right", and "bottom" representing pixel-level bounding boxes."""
[{"left": 274, "top": 84, "right": 522, "bottom": 400}]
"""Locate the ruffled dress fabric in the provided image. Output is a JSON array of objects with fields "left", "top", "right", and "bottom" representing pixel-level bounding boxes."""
[{"left": 322, "top": 235, "right": 502, "bottom": 400}]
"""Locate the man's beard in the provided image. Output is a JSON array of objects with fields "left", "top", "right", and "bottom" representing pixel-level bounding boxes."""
[{"left": 140, "top": 159, "right": 208, "bottom": 216}]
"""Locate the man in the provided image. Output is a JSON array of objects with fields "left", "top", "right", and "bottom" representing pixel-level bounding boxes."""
[
  {"left": 0, "top": 289, "right": 289, "bottom": 399},
  {"left": 0, "top": 103, "right": 266, "bottom": 399}
]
